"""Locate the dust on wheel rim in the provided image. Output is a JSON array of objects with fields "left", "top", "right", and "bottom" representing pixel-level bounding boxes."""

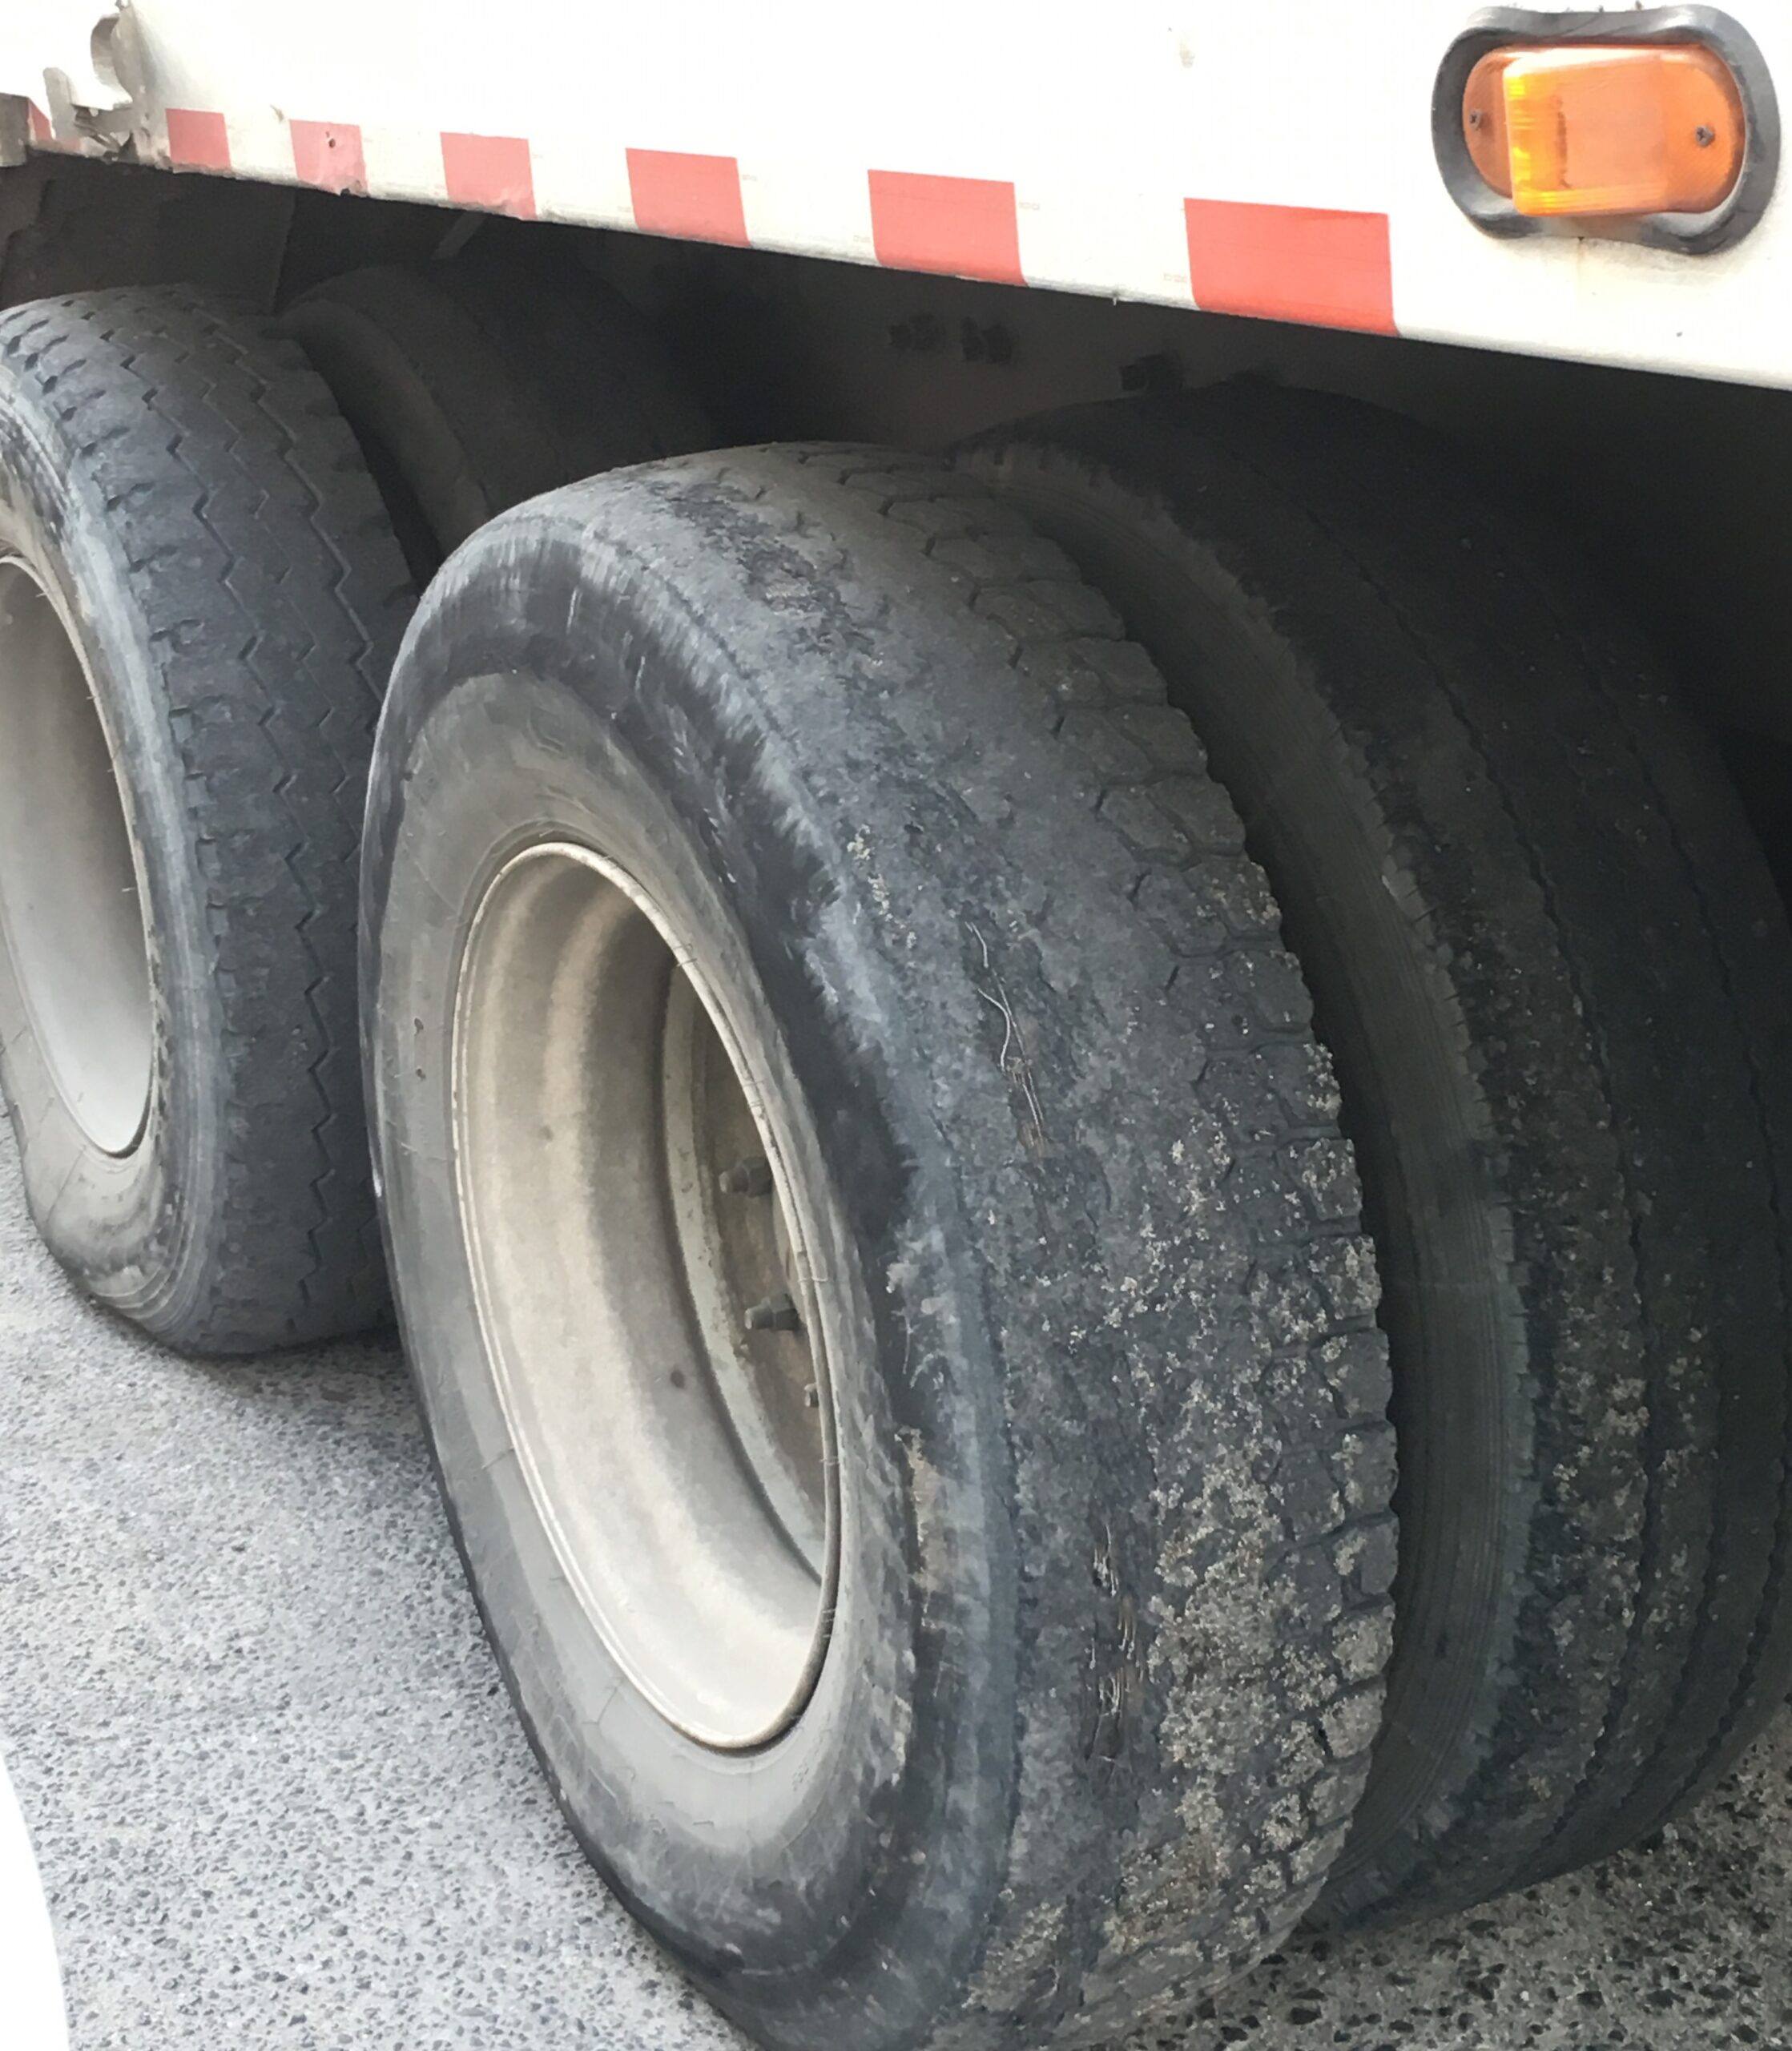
[
  {"left": 451, "top": 840, "right": 840, "bottom": 1750},
  {"left": 0, "top": 555, "right": 153, "bottom": 1155}
]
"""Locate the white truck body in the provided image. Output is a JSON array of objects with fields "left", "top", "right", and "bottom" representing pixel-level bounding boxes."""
[{"left": 6, "top": 0, "right": 1792, "bottom": 389}]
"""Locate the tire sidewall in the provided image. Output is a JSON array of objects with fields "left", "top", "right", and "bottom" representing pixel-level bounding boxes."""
[{"left": 364, "top": 534, "right": 1016, "bottom": 2028}]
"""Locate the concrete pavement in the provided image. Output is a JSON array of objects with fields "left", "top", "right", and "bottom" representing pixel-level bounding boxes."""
[{"left": 1, "top": 1128, "right": 1786, "bottom": 2051}]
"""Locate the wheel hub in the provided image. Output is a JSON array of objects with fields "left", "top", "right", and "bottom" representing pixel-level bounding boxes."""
[
  {"left": 451, "top": 840, "right": 837, "bottom": 1750},
  {"left": 0, "top": 555, "right": 153, "bottom": 1156}
]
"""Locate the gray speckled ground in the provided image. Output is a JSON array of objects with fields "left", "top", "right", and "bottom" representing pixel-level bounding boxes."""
[{"left": 2, "top": 1125, "right": 1788, "bottom": 2051}]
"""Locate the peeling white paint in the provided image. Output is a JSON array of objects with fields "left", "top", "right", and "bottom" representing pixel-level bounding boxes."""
[{"left": 0, "top": 4, "right": 128, "bottom": 111}]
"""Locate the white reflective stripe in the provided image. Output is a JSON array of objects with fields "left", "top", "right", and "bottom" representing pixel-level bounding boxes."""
[{"left": 0, "top": 1754, "right": 69, "bottom": 2051}]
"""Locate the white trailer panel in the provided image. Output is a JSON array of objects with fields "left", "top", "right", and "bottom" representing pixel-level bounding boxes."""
[{"left": 6, "top": 2, "right": 1792, "bottom": 388}]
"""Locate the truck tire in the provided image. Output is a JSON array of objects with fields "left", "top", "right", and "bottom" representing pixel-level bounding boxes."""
[
  {"left": 362, "top": 447, "right": 1396, "bottom": 2048},
  {"left": 0, "top": 288, "right": 409, "bottom": 1352},
  {"left": 957, "top": 388, "right": 1792, "bottom": 1924},
  {"left": 283, "top": 259, "right": 711, "bottom": 578}
]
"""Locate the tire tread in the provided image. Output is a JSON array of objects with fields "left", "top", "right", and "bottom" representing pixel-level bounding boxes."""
[{"left": 0, "top": 285, "right": 409, "bottom": 1348}]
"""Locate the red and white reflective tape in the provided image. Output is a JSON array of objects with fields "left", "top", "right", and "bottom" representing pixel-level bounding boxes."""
[{"left": 113, "top": 107, "right": 1395, "bottom": 338}]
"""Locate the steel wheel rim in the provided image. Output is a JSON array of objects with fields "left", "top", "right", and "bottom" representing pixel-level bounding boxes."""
[
  {"left": 0, "top": 556, "right": 153, "bottom": 1155},
  {"left": 451, "top": 840, "right": 839, "bottom": 1749}
]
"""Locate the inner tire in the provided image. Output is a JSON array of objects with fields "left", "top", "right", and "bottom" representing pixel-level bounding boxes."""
[
  {"left": 958, "top": 388, "right": 1792, "bottom": 1923},
  {"left": 282, "top": 258, "right": 711, "bottom": 578},
  {"left": 362, "top": 447, "right": 1396, "bottom": 2048},
  {"left": 0, "top": 288, "right": 409, "bottom": 1352}
]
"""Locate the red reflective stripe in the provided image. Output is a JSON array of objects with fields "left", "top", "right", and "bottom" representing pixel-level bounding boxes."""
[
  {"left": 626, "top": 150, "right": 749, "bottom": 246},
  {"left": 868, "top": 170, "right": 1023, "bottom": 285},
  {"left": 26, "top": 104, "right": 52, "bottom": 147},
  {"left": 1184, "top": 199, "right": 1395, "bottom": 335},
  {"left": 167, "top": 108, "right": 231, "bottom": 172},
  {"left": 291, "top": 120, "right": 366, "bottom": 195},
  {"left": 441, "top": 132, "right": 537, "bottom": 217}
]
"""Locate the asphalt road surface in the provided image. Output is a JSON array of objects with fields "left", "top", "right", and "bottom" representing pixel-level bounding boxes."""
[{"left": 2, "top": 1124, "right": 1788, "bottom": 2051}]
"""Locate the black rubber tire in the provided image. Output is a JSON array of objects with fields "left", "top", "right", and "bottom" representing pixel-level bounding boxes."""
[
  {"left": 957, "top": 388, "right": 1792, "bottom": 1925},
  {"left": 282, "top": 258, "right": 712, "bottom": 578},
  {"left": 363, "top": 446, "right": 1396, "bottom": 2049},
  {"left": 0, "top": 288, "right": 409, "bottom": 1352}
]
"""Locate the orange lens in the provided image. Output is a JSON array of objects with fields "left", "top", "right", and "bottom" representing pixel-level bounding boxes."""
[{"left": 1462, "top": 42, "right": 1746, "bottom": 218}]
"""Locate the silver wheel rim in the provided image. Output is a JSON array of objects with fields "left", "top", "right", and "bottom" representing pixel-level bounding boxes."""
[
  {"left": 452, "top": 840, "right": 838, "bottom": 1750},
  {"left": 0, "top": 557, "right": 153, "bottom": 1155}
]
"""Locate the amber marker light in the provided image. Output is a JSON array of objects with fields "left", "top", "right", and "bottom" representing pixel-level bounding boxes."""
[{"left": 1462, "top": 42, "right": 1747, "bottom": 218}]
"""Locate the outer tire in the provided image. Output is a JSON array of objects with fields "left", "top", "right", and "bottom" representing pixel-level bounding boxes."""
[
  {"left": 0, "top": 288, "right": 409, "bottom": 1352},
  {"left": 362, "top": 446, "right": 1395, "bottom": 2048},
  {"left": 958, "top": 388, "right": 1792, "bottom": 1923},
  {"left": 283, "top": 259, "right": 711, "bottom": 576}
]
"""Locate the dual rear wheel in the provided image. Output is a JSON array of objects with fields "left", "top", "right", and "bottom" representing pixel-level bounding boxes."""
[{"left": 360, "top": 413, "right": 1792, "bottom": 2039}]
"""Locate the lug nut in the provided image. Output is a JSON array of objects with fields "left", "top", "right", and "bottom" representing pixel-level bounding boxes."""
[
  {"left": 744, "top": 1292, "right": 802, "bottom": 1334},
  {"left": 717, "top": 1154, "right": 774, "bottom": 1197}
]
